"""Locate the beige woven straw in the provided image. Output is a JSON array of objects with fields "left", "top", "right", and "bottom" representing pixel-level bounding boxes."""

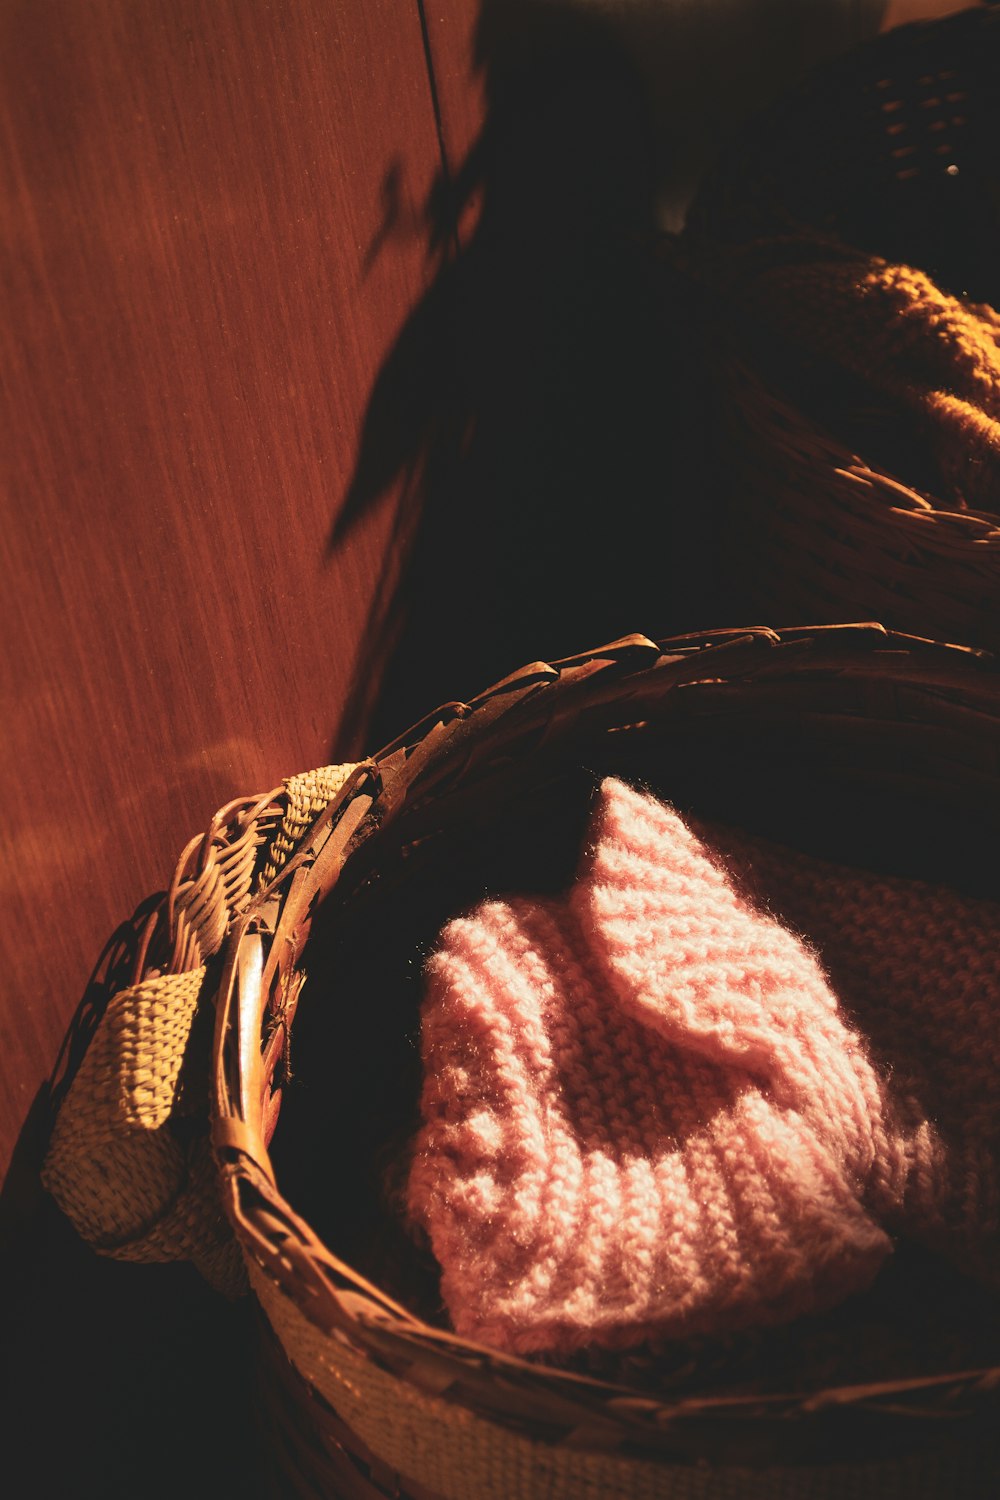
[{"left": 43, "top": 763, "right": 357, "bottom": 1294}]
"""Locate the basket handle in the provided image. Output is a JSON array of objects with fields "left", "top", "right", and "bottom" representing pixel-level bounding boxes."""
[
  {"left": 212, "top": 763, "right": 383, "bottom": 1183},
  {"left": 42, "top": 762, "right": 359, "bottom": 1293}
]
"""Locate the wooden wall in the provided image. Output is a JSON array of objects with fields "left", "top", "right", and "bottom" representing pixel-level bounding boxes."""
[
  {"left": 1, "top": 5, "right": 474, "bottom": 1494},
  {"left": 0, "top": 0, "right": 455, "bottom": 1180}
]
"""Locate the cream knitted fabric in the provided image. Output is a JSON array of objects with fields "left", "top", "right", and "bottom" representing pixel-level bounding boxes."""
[{"left": 407, "top": 779, "right": 929, "bottom": 1358}]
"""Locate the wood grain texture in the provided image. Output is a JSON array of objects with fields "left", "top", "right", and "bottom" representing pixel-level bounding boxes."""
[{"left": 0, "top": 0, "right": 445, "bottom": 1181}]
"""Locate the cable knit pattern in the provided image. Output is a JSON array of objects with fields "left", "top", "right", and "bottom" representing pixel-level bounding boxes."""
[{"left": 407, "top": 779, "right": 938, "bottom": 1358}]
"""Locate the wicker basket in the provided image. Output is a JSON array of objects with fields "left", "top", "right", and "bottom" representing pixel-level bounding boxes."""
[
  {"left": 44, "top": 624, "right": 1000, "bottom": 1498},
  {"left": 672, "top": 4, "right": 1000, "bottom": 650},
  {"left": 703, "top": 358, "right": 1000, "bottom": 646}
]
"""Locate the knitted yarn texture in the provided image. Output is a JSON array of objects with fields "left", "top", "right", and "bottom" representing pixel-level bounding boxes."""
[
  {"left": 680, "top": 236, "right": 1000, "bottom": 513},
  {"left": 406, "top": 779, "right": 957, "bottom": 1358},
  {"left": 693, "top": 818, "right": 1000, "bottom": 1293}
]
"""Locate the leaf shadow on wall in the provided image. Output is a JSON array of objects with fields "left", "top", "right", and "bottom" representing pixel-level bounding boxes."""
[{"left": 329, "top": 1, "right": 728, "bottom": 755}]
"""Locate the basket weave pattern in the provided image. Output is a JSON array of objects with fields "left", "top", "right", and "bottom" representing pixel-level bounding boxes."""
[
  {"left": 715, "top": 359, "right": 1000, "bottom": 639},
  {"left": 42, "top": 764, "right": 357, "bottom": 1291}
]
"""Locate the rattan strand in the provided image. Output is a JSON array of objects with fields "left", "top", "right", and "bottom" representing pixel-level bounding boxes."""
[
  {"left": 250, "top": 1261, "right": 994, "bottom": 1500},
  {"left": 716, "top": 360, "right": 1000, "bottom": 641}
]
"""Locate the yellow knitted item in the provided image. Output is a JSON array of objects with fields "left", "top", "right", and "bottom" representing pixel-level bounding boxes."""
[{"left": 691, "top": 235, "right": 1000, "bottom": 513}]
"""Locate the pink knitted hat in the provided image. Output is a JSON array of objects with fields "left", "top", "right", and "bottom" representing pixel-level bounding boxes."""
[{"left": 406, "top": 779, "right": 989, "bottom": 1358}]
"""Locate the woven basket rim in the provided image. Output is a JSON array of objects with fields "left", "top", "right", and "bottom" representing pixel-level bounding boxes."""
[
  {"left": 207, "top": 623, "right": 1000, "bottom": 1465},
  {"left": 721, "top": 355, "right": 1000, "bottom": 546}
]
